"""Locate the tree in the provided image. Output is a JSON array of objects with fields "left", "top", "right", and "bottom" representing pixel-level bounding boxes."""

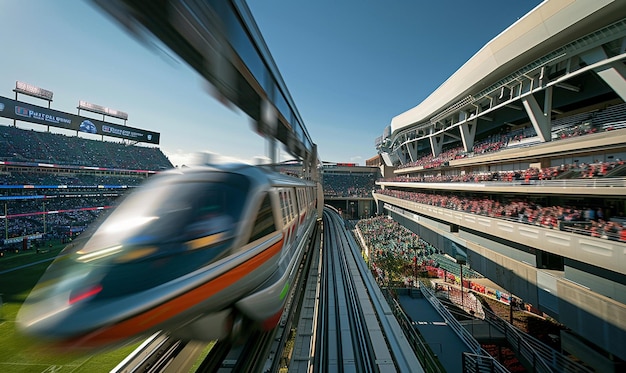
[{"left": 376, "top": 253, "right": 407, "bottom": 287}]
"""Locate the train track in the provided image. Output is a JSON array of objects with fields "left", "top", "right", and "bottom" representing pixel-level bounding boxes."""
[
  {"left": 316, "top": 210, "right": 398, "bottom": 372},
  {"left": 111, "top": 332, "right": 205, "bottom": 373}
]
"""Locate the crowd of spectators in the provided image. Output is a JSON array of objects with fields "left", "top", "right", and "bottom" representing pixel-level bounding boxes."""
[
  {"left": 382, "top": 159, "right": 626, "bottom": 184},
  {"left": 323, "top": 172, "right": 380, "bottom": 198},
  {"left": 0, "top": 172, "right": 147, "bottom": 186},
  {"left": 555, "top": 122, "right": 597, "bottom": 139},
  {"left": 398, "top": 145, "right": 466, "bottom": 170},
  {"left": 396, "top": 103, "right": 626, "bottom": 171},
  {"left": 356, "top": 215, "right": 481, "bottom": 282},
  {"left": 397, "top": 131, "right": 523, "bottom": 170},
  {"left": 5, "top": 209, "right": 108, "bottom": 240},
  {"left": 2, "top": 196, "right": 117, "bottom": 240},
  {"left": 357, "top": 215, "right": 428, "bottom": 261},
  {"left": 375, "top": 189, "right": 626, "bottom": 242},
  {"left": 0, "top": 125, "right": 171, "bottom": 245},
  {"left": 6, "top": 196, "right": 115, "bottom": 213},
  {"left": 0, "top": 125, "right": 172, "bottom": 170}
]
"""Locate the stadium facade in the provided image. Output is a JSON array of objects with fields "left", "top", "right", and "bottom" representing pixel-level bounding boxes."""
[{"left": 375, "top": 0, "right": 626, "bottom": 370}]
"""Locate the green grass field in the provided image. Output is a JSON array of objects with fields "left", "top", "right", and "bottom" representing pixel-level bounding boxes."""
[{"left": 0, "top": 242, "right": 143, "bottom": 372}]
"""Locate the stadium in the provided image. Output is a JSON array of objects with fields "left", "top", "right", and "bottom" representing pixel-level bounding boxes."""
[
  {"left": 0, "top": 94, "right": 171, "bottom": 254},
  {"left": 374, "top": 0, "right": 626, "bottom": 370}
]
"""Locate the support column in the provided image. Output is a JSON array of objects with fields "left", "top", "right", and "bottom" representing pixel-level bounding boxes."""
[
  {"left": 521, "top": 93, "right": 551, "bottom": 142},
  {"left": 399, "top": 147, "right": 410, "bottom": 164},
  {"left": 429, "top": 133, "right": 443, "bottom": 157},
  {"left": 460, "top": 118, "right": 477, "bottom": 152},
  {"left": 407, "top": 141, "right": 418, "bottom": 163},
  {"left": 260, "top": 99, "right": 278, "bottom": 163},
  {"left": 266, "top": 137, "right": 277, "bottom": 164},
  {"left": 544, "top": 85, "right": 553, "bottom": 124}
]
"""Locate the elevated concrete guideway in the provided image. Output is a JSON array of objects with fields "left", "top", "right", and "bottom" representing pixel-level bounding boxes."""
[{"left": 92, "top": 0, "right": 319, "bottom": 176}]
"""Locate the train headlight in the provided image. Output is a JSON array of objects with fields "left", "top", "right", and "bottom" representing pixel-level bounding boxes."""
[{"left": 76, "top": 245, "right": 123, "bottom": 263}]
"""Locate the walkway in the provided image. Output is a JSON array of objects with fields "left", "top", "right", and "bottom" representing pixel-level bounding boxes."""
[{"left": 397, "top": 289, "right": 475, "bottom": 373}]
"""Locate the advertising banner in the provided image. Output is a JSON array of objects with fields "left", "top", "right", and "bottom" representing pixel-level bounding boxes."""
[{"left": 0, "top": 96, "right": 160, "bottom": 144}]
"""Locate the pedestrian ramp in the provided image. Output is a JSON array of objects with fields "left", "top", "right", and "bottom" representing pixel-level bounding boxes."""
[{"left": 395, "top": 287, "right": 506, "bottom": 373}]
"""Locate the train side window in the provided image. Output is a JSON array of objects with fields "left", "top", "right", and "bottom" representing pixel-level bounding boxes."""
[
  {"left": 280, "top": 190, "right": 289, "bottom": 226},
  {"left": 295, "top": 189, "right": 300, "bottom": 214},
  {"left": 248, "top": 194, "right": 276, "bottom": 243},
  {"left": 295, "top": 188, "right": 300, "bottom": 213},
  {"left": 284, "top": 189, "right": 291, "bottom": 223},
  {"left": 289, "top": 189, "right": 296, "bottom": 220}
]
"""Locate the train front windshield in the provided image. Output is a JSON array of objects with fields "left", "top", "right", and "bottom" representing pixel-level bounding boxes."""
[{"left": 76, "top": 171, "right": 250, "bottom": 261}]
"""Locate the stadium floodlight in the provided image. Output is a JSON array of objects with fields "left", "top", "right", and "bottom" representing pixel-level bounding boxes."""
[
  {"left": 104, "top": 107, "right": 128, "bottom": 120},
  {"left": 14, "top": 81, "right": 53, "bottom": 101},
  {"left": 78, "top": 100, "right": 128, "bottom": 120},
  {"left": 78, "top": 100, "right": 107, "bottom": 115}
]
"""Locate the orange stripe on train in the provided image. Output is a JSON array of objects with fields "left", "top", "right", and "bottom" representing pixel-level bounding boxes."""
[{"left": 61, "top": 237, "right": 285, "bottom": 349}]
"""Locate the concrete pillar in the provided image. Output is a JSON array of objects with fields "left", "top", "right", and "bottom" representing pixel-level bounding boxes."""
[
  {"left": 460, "top": 119, "right": 477, "bottom": 152},
  {"left": 522, "top": 93, "right": 551, "bottom": 142},
  {"left": 429, "top": 129, "right": 444, "bottom": 157}
]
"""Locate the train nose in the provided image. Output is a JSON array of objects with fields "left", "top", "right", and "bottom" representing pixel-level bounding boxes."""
[
  {"left": 17, "top": 288, "right": 76, "bottom": 339},
  {"left": 17, "top": 276, "right": 103, "bottom": 339}
]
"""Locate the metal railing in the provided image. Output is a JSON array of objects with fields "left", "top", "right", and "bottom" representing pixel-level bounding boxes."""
[
  {"left": 462, "top": 352, "right": 510, "bottom": 373},
  {"left": 419, "top": 282, "right": 483, "bottom": 354},
  {"left": 379, "top": 176, "right": 626, "bottom": 189},
  {"left": 382, "top": 288, "right": 446, "bottom": 373},
  {"left": 481, "top": 308, "right": 593, "bottom": 373}
]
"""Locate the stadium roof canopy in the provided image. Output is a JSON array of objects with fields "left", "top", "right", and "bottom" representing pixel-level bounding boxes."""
[{"left": 387, "top": 0, "right": 626, "bottom": 136}]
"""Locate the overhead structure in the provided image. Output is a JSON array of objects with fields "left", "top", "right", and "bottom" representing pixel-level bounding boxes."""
[
  {"left": 14, "top": 81, "right": 53, "bottom": 104},
  {"left": 91, "top": 0, "right": 319, "bottom": 178},
  {"left": 78, "top": 100, "right": 129, "bottom": 121},
  {"left": 376, "top": 0, "right": 626, "bottom": 167}
]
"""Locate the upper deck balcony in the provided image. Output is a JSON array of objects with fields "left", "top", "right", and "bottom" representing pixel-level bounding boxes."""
[{"left": 372, "top": 191, "right": 626, "bottom": 277}]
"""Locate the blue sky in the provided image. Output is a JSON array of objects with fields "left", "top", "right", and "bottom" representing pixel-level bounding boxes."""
[{"left": 0, "top": 0, "right": 543, "bottom": 166}]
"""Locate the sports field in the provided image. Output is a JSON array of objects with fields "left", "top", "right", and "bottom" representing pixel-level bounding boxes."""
[{"left": 0, "top": 242, "right": 142, "bottom": 372}]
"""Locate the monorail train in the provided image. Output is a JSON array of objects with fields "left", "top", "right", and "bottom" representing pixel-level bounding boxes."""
[{"left": 17, "top": 160, "right": 323, "bottom": 351}]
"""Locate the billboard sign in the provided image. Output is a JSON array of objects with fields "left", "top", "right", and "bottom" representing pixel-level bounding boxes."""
[{"left": 0, "top": 96, "right": 160, "bottom": 144}]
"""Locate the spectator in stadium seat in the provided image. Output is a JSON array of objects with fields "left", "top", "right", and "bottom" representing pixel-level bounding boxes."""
[{"left": 620, "top": 226, "right": 626, "bottom": 243}]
